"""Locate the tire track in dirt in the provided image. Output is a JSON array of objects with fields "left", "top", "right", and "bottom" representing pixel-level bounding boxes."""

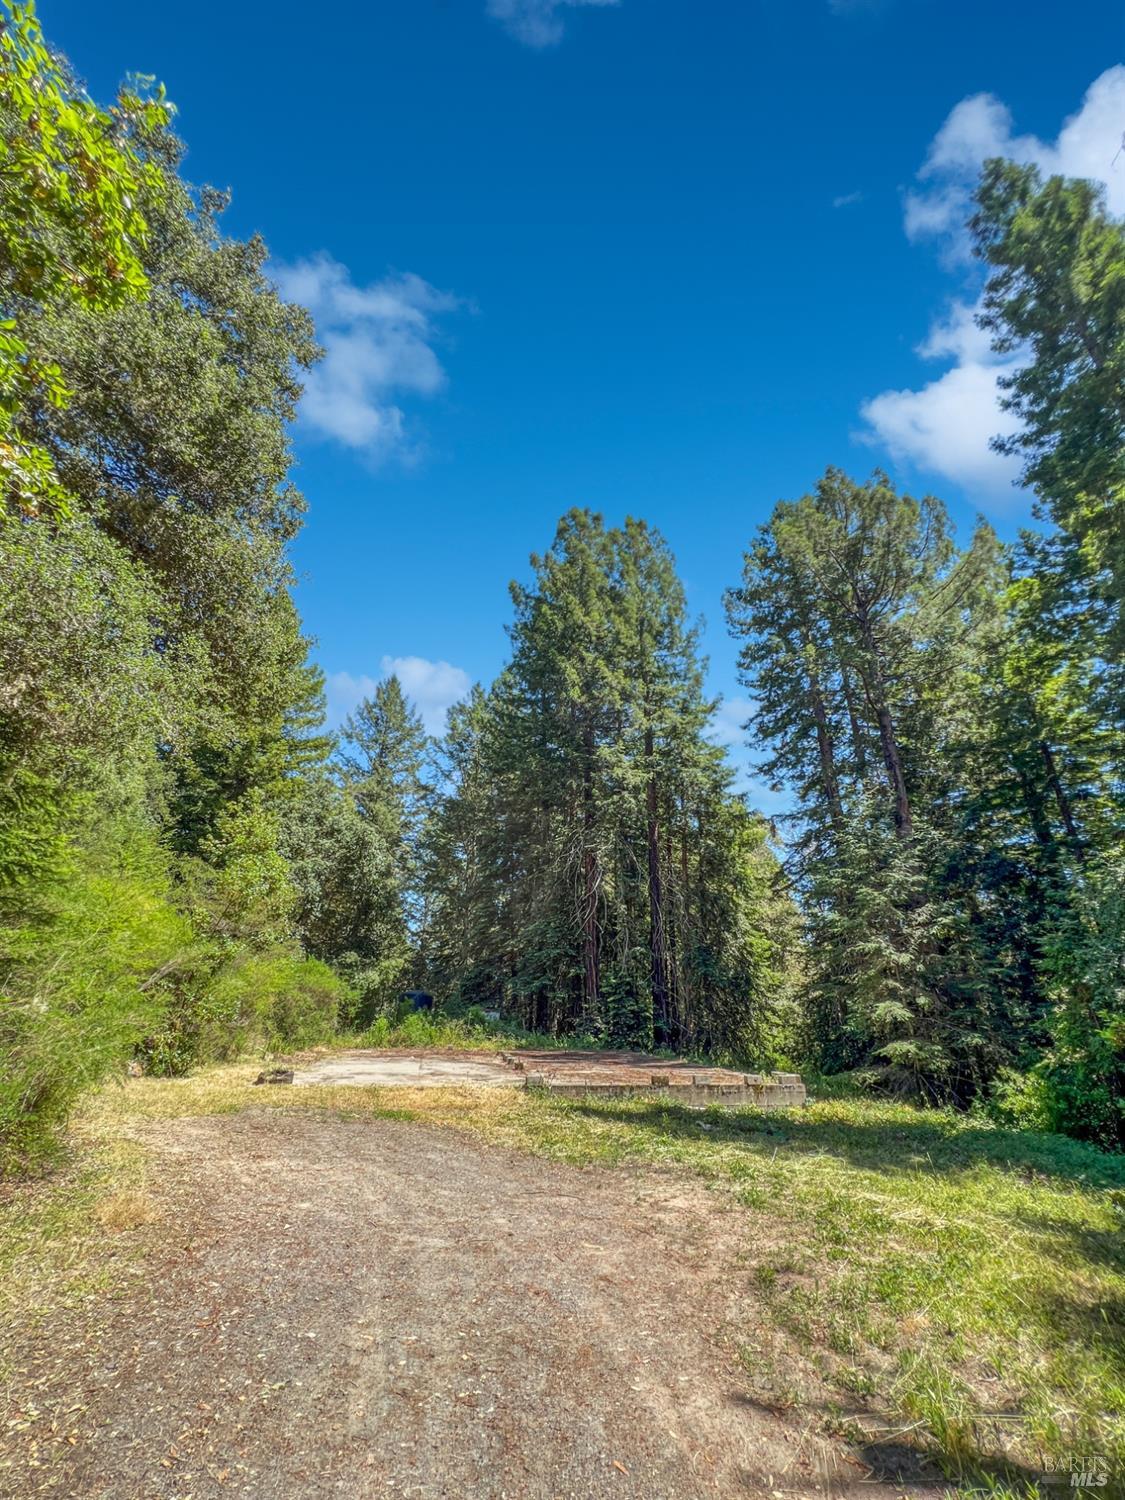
[{"left": 1, "top": 1110, "right": 935, "bottom": 1499}]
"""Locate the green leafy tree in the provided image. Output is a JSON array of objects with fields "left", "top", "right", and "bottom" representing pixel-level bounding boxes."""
[
  {"left": 280, "top": 776, "right": 407, "bottom": 1023},
  {"left": 0, "top": 17, "right": 334, "bottom": 1149},
  {"left": 20, "top": 118, "right": 319, "bottom": 751},
  {"left": 0, "top": 2, "right": 168, "bottom": 517}
]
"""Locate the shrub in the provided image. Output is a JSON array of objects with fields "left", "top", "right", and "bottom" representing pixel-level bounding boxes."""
[
  {"left": 1034, "top": 853, "right": 1125, "bottom": 1151},
  {"left": 0, "top": 831, "right": 195, "bottom": 1172},
  {"left": 984, "top": 1067, "right": 1056, "bottom": 1135},
  {"left": 361, "top": 1011, "right": 499, "bottom": 1050},
  {"left": 141, "top": 948, "right": 343, "bottom": 1074},
  {"left": 260, "top": 955, "right": 343, "bottom": 1049},
  {"left": 355, "top": 1009, "right": 585, "bottom": 1053},
  {"left": 334, "top": 953, "right": 410, "bottom": 1031}
]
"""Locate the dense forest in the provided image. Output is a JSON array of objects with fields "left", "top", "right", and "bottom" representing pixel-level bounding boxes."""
[{"left": 1, "top": 6, "right": 1121, "bottom": 1170}]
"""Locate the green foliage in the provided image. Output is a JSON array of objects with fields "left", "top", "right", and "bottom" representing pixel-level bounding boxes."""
[
  {"left": 0, "top": 14, "right": 338, "bottom": 1163},
  {"left": 354, "top": 1008, "right": 573, "bottom": 1053},
  {"left": 726, "top": 446, "right": 1122, "bottom": 1135},
  {"left": 260, "top": 954, "right": 343, "bottom": 1048},
  {"left": 340, "top": 673, "right": 432, "bottom": 938},
  {"left": 279, "top": 773, "right": 409, "bottom": 1024},
  {"left": 0, "top": 498, "right": 158, "bottom": 776},
  {"left": 141, "top": 948, "right": 342, "bottom": 1074},
  {"left": 191, "top": 790, "right": 296, "bottom": 948},
  {"left": 0, "top": 1, "right": 169, "bottom": 517},
  {"left": 727, "top": 470, "right": 1016, "bottom": 1103},
  {"left": 335, "top": 955, "right": 412, "bottom": 1030},
  {"left": 0, "top": 824, "right": 193, "bottom": 1171},
  {"left": 22, "top": 114, "right": 319, "bottom": 753},
  {"left": 984, "top": 1066, "right": 1057, "bottom": 1135},
  {"left": 972, "top": 159, "right": 1125, "bottom": 672},
  {"left": 360, "top": 1011, "right": 496, "bottom": 1050},
  {"left": 1033, "top": 851, "right": 1125, "bottom": 1150},
  {"left": 0, "top": 757, "right": 65, "bottom": 902}
]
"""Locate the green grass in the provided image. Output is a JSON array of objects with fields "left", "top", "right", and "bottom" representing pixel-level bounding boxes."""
[
  {"left": 336, "top": 1009, "right": 599, "bottom": 1053},
  {"left": 5, "top": 1053, "right": 1122, "bottom": 1494}
]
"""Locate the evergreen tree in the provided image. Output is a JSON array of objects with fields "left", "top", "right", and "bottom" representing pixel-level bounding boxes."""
[
  {"left": 972, "top": 160, "right": 1125, "bottom": 679},
  {"left": 341, "top": 676, "right": 430, "bottom": 837},
  {"left": 966, "top": 157, "right": 1125, "bottom": 1140},
  {"left": 727, "top": 469, "right": 1018, "bottom": 1100},
  {"left": 419, "top": 510, "right": 796, "bottom": 1056},
  {"left": 341, "top": 675, "right": 431, "bottom": 936}
]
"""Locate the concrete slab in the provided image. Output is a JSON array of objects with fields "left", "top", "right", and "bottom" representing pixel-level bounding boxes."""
[
  {"left": 289, "top": 1046, "right": 806, "bottom": 1109},
  {"left": 292, "top": 1052, "right": 520, "bottom": 1089},
  {"left": 509, "top": 1049, "right": 807, "bottom": 1110}
]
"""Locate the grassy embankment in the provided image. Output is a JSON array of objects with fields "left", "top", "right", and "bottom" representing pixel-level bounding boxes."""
[{"left": 1, "top": 1024, "right": 1122, "bottom": 1496}]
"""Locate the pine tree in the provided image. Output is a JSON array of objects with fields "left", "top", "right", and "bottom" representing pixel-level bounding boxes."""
[{"left": 342, "top": 678, "right": 429, "bottom": 830}]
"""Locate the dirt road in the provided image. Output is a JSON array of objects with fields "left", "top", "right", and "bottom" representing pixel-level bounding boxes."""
[{"left": 0, "top": 1110, "right": 931, "bottom": 1499}]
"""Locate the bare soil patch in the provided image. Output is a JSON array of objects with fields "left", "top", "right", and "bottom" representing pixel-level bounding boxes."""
[{"left": 0, "top": 1109, "right": 943, "bottom": 1499}]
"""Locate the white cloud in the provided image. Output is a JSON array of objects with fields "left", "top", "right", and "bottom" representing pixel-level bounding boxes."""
[
  {"left": 905, "top": 66, "right": 1125, "bottom": 250},
  {"left": 832, "top": 190, "right": 864, "bottom": 209},
  {"left": 709, "top": 695, "right": 752, "bottom": 748},
  {"left": 858, "top": 295, "right": 1024, "bottom": 499},
  {"left": 486, "top": 0, "right": 619, "bottom": 49},
  {"left": 914, "top": 298, "right": 994, "bottom": 364},
  {"left": 861, "top": 68, "right": 1125, "bottom": 502},
  {"left": 273, "top": 255, "right": 462, "bottom": 459},
  {"left": 326, "top": 657, "right": 472, "bottom": 737},
  {"left": 383, "top": 656, "right": 472, "bottom": 735},
  {"left": 860, "top": 356, "right": 1023, "bottom": 499}
]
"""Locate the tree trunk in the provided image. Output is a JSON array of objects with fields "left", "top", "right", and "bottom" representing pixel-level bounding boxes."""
[
  {"left": 1039, "top": 740, "right": 1084, "bottom": 859},
  {"left": 875, "top": 702, "right": 913, "bottom": 840},
  {"left": 1017, "top": 766, "right": 1055, "bottom": 851},
  {"left": 581, "top": 721, "right": 600, "bottom": 1010},
  {"left": 806, "top": 664, "right": 844, "bottom": 832},
  {"left": 839, "top": 664, "right": 868, "bottom": 775},
  {"left": 645, "top": 727, "right": 670, "bottom": 1045},
  {"left": 855, "top": 612, "right": 912, "bottom": 840}
]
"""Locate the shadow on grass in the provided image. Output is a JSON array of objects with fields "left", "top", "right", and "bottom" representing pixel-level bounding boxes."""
[
  {"left": 728, "top": 1387, "right": 1061, "bottom": 1495},
  {"left": 564, "top": 1096, "right": 1125, "bottom": 1191},
  {"left": 1007, "top": 1209, "right": 1125, "bottom": 1276},
  {"left": 1023, "top": 1284, "right": 1125, "bottom": 1381}
]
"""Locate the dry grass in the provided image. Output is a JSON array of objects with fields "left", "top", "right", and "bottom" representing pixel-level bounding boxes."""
[
  {"left": 0, "top": 1129, "right": 149, "bottom": 1333},
  {"left": 92, "top": 1186, "right": 162, "bottom": 1232}
]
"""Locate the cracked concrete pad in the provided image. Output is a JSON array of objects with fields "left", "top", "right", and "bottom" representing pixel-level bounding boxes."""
[{"left": 292, "top": 1051, "right": 520, "bottom": 1088}]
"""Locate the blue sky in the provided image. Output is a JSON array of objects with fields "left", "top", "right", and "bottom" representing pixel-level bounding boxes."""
[{"left": 48, "top": 0, "right": 1125, "bottom": 808}]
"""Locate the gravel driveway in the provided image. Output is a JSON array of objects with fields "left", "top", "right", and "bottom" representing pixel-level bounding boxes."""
[{"left": 0, "top": 1110, "right": 929, "bottom": 1499}]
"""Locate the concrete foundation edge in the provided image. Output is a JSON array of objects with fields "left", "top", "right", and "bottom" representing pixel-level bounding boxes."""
[{"left": 523, "top": 1073, "right": 807, "bottom": 1110}]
